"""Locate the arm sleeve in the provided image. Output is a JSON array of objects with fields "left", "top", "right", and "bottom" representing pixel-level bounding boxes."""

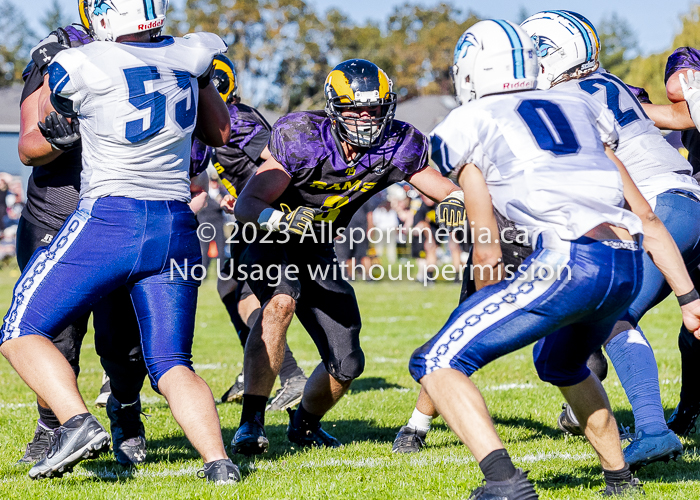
[
  {"left": 429, "top": 112, "right": 475, "bottom": 182},
  {"left": 47, "top": 54, "right": 83, "bottom": 118},
  {"left": 242, "top": 127, "right": 271, "bottom": 161},
  {"left": 665, "top": 47, "right": 700, "bottom": 84},
  {"left": 591, "top": 100, "right": 620, "bottom": 151}
]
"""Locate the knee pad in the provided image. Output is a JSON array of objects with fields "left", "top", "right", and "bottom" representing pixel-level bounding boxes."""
[
  {"left": 328, "top": 349, "right": 365, "bottom": 382},
  {"left": 586, "top": 348, "right": 608, "bottom": 382},
  {"left": 533, "top": 350, "right": 590, "bottom": 387}
]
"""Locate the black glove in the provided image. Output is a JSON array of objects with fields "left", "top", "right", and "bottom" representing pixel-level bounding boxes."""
[
  {"left": 38, "top": 111, "right": 81, "bottom": 151},
  {"left": 197, "top": 62, "right": 215, "bottom": 89},
  {"left": 436, "top": 193, "right": 466, "bottom": 231},
  {"left": 280, "top": 205, "right": 318, "bottom": 235},
  {"left": 31, "top": 27, "right": 71, "bottom": 75}
]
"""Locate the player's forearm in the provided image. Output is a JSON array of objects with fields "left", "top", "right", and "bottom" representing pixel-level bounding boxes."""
[
  {"left": 195, "top": 83, "right": 231, "bottom": 147},
  {"left": 642, "top": 102, "right": 695, "bottom": 130},
  {"left": 233, "top": 191, "right": 272, "bottom": 226},
  {"left": 641, "top": 214, "right": 694, "bottom": 296},
  {"left": 18, "top": 130, "right": 62, "bottom": 166}
]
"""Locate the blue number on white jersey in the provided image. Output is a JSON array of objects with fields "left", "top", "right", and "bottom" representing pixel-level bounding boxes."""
[
  {"left": 578, "top": 73, "right": 647, "bottom": 127},
  {"left": 516, "top": 99, "right": 580, "bottom": 156}
]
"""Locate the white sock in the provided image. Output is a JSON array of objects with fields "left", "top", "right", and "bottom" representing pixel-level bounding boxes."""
[{"left": 407, "top": 408, "right": 432, "bottom": 432}]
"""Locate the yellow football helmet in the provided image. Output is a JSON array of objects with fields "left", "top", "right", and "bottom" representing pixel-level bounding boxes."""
[
  {"left": 212, "top": 55, "right": 238, "bottom": 104},
  {"left": 324, "top": 59, "right": 397, "bottom": 148}
]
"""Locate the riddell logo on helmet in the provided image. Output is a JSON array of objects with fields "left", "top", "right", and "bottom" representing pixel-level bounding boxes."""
[
  {"left": 503, "top": 81, "right": 534, "bottom": 90},
  {"left": 138, "top": 19, "right": 164, "bottom": 31}
]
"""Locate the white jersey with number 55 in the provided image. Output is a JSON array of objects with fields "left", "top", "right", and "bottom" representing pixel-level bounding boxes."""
[
  {"left": 553, "top": 69, "right": 700, "bottom": 207},
  {"left": 430, "top": 90, "right": 643, "bottom": 244},
  {"left": 47, "top": 32, "right": 226, "bottom": 202}
]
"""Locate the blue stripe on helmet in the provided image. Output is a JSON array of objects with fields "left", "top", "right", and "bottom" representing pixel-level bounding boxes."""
[
  {"left": 493, "top": 20, "right": 525, "bottom": 79},
  {"left": 547, "top": 10, "right": 592, "bottom": 62},
  {"left": 143, "top": 0, "right": 155, "bottom": 20}
]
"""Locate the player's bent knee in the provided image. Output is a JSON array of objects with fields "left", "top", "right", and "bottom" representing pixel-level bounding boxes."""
[
  {"left": 148, "top": 360, "right": 195, "bottom": 393},
  {"left": 329, "top": 348, "right": 365, "bottom": 382},
  {"left": 586, "top": 349, "right": 608, "bottom": 381},
  {"left": 265, "top": 294, "right": 296, "bottom": 319}
]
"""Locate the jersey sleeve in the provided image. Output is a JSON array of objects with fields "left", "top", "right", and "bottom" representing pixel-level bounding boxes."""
[
  {"left": 269, "top": 113, "right": 326, "bottom": 176},
  {"left": 231, "top": 108, "right": 271, "bottom": 161},
  {"left": 429, "top": 110, "right": 476, "bottom": 182},
  {"left": 665, "top": 47, "right": 700, "bottom": 84},
  {"left": 46, "top": 50, "right": 85, "bottom": 118}
]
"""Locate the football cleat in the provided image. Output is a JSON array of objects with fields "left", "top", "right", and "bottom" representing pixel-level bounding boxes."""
[
  {"left": 106, "top": 394, "right": 147, "bottom": 466},
  {"left": 17, "top": 420, "right": 54, "bottom": 464},
  {"left": 267, "top": 374, "right": 307, "bottom": 412},
  {"left": 391, "top": 426, "right": 427, "bottom": 453},
  {"left": 600, "top": 476, "right": 644, "bottom": 496},
  {"left": 624, "top": 430, "right": 683, "bottom": 471},
  {"left": 667, "top": 401, "right": 700, "bottom": 436},
  {"left": 197, "top": 458, "right": 241, "bottom": 484},
  {"left": 28, "top": 414, "right": 110, "bottom": 479},
  {"left": 557, "top": 403, "right": 584, "bottom": 436},
  {"left": 221, "top": 372, "right": 245, "bottom": 404},
  {"left": 231, "top": 417, "right": 268, "bottom": 456},
  {"left": 286, "top": 408, "right": 341, "bottom": 449},
  {"left": 94, "top": 372, "right": 111, "bottom": 407},
  {"left": 469, "top": 468, "right": 539, "bottom": 499}
]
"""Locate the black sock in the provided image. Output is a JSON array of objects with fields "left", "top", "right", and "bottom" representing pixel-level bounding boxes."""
[
  {"left": 222, "top": 292, "right": 249, "bottom": 347},
  {"left": 479, "top": 449, "right": 517, "bottom": 482},
  {"left": 293, "top": 402, "right": 322, "bottom": 431},
  {"left": 240, "top": 394, "right": 268, "bottom": 427},
  {"left": 37, "top": 404, "right": 61, "bottom": 430},
  {"left": 603, "top": 464, "right": 632, "bottom": 490},
  {"left": 279, "top": 343, "right": 305, "bottom": 386},
  {"left": 62, "top": 412, "right": 92, "bottom": 429},
  {"left": 245, "top": 308, "right": 261, "bottom": 330}
]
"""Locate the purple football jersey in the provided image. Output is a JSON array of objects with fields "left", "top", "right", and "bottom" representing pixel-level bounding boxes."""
[
  {"left": 269, "top": 111, "right": 429, "bottom": 231},
  {"left": 665, "top": 47, "right": 700, "bottom": 84}
]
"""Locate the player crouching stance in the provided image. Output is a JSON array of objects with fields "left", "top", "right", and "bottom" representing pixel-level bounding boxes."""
[
  {"left": 232, "top": 59, "right": 463, "bottom": 455},
  {"left": 409, "top": 20, "right": 700, "bottom": 499},
  {"left": 0, "top": 0, "right": 238, "bottom": 483}
]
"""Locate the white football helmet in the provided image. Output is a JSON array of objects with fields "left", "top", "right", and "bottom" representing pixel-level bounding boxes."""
[
  {"left": 80, "top": 0, "right": 168, "bottom": 42},
  {"left": 451, "top": 20, "right": 538, "bottom": 104},
  {"left": 520, "top": 10, "right": 600, "bottom": 89}
]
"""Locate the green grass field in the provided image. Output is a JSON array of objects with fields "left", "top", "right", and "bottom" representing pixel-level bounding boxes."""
[{"left": 0, "top": 266, "right": 699, "bottom": 499}]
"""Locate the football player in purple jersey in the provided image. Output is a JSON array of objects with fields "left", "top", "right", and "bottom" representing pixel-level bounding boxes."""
[
  {"left": 205, "top": 55, "right": 309, "bottom": 410},
  {"left": 230, "top": 59, "right": 465, "bottom": 455}
]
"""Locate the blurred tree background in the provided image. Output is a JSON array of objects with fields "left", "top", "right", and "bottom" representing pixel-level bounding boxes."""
[{"left": 1, "top": 1, "right": 700, "bottom": 107}]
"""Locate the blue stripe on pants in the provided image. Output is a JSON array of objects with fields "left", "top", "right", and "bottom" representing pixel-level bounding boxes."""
[{"left": 410, "top": 237, "right": 643, "bottom": 386}]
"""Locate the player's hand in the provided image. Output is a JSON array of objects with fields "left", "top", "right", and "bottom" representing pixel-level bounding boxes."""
[
  {"left": 220, "top": 194, "right": 236, "bottom": 214},
  {"left": 436, "top": 191, "right": 466, "bottom": 231},
  {"left": 38, "top": 111, "right": 81, "bottom": 151},
  {"left": 681, "top": 298, "right": 700, "bottom": 339},
  {"left": 280, "top": 205, "right": 319, "bottom": 235},
  {"left": 32, "top": 27, "right": 71, "bottom": 75},
  {"left": 679, "top": 69, "right": 700, "bottom": 131}
]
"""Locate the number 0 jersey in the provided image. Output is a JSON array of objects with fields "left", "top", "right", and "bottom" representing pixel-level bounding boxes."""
[
  {"left": 47, "top": 33, "right": 226, "bottom": 202},
  {"left": 269, "top": 111, "right": 429, "bottom": 231},
  {"left": 553, "top": 69, "right": 700, "bottom": 207},
  {"left": 431, "top": 90, "right": 643, "bottom": 243}
]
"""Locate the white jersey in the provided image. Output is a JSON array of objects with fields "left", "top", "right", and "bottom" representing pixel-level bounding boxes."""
[
  {"left": 554, "top": 69, "right": 700, "bottom": 208},
  {"left": 430, "top": 90, "right": 643, "bottom": 245},
  {"left": 47, "top": 33, "right": 226, "bottom": 202}
]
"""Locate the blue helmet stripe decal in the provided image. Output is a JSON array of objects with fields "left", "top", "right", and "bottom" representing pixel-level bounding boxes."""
[
  {"left": 493, "top": 20, "right": 525, "bottom": 79},
  {"left": 548, "top": 10, "right": 592, "bottom": 61},
  {"left": 143, "top": 0, "right": 155, "bottom": 20}
]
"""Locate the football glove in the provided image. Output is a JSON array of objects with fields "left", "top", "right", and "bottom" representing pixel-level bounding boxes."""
[
  {"left": 280, "top": 204, "right": 318, "bottom": 235},
  {"left": 257, "top": 205, "right": 319, "bottom": 234},
  {"left": 436, "top": 191, "right": 465, "bottom": 231},
  {"left": 38, "top": 111, "right": 81, "bottom": 151},
  {"left": 31, "top": 27, "right": 71, "bottom": 75},
  {"left": 679, "top": 69, "right": 700, "bottom": 133}
]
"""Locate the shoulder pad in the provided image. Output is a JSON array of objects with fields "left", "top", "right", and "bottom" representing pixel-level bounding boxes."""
[{"left": 181, "top": 32, "right": 228, "bottom": 53}]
